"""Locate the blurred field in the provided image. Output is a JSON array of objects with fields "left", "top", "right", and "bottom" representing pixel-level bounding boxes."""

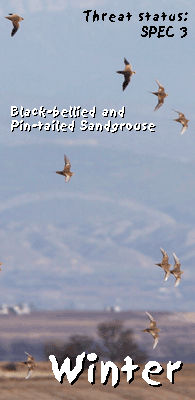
[
  {"left": 0, "top": 361, "right": 194, "bottom": 400},
  {"left": 0, "top": 309, "right": 195, "bottom": 364}
]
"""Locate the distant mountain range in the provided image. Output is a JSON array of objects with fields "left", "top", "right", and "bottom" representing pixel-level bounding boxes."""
[{"left": 0, "top": 144, "right": 194, "bottom": 311}]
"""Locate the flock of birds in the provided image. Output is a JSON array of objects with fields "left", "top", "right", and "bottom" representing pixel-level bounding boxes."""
[
  {"left": 116, "top": 56, "right": 187, "bottom": 351},
  {"left": 156, "top": 248, "right": 183, "bottom": 287},
  {"left": 3, "top": 12, "right": 187, "bottom": 374},
  {"left": 5, "top": 16, "right": 189, "bottom": 135},
  {"left": 142, "top": 248, "right": 184, "bottom": 349},
  {"left": 0, "top": 13, "right": 38, "bottom": 380},
  {"left": 117, "top": 58, "right": 189, "bottom": 135}
]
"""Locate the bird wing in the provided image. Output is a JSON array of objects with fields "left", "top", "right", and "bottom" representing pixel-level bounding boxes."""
[
  {"left": 26, "top": 369, "right": 32, "bottom": 380},
  {"left": 164, "top": 270, "right": 170, "bottom": 281},
  {"left": 25, "top": 351, "right": 31, "bottom": 357},
  {"left": 160, "top": 247, "right": 169, "bottom": 264},
  {"left": 64, "top": 155, "right": 71, "bottom": 167},
  {"left": 65, "top": 175, "right": 71, "bottom": 183},
  {"left": 173, "top": 253, "right": 181, "bottom": 270},
  {"left": 153, "top": 336, "right": 159, "bottom": 349},
  {"left": 146, "top": 311, "right": 156, "bottom": 328},
  {"left": 146, "top": 311, "right": 155, "bottom": 321},
  {"left": 11, "top": 22, "right": 19, "bottom": 36},
  {"left": 155, "top": 79, "right": 165, "bottom": 92},
  {"left": 172, "top": 109, "right": 185, "bottom": 118},
  {"left": 122, "top": 73, "right": 130, "bottom": 91},
  {"left": 180, "top": 125, "right": 187, "bottom": 135},
  {"left": 175, "top": 277, "right": 181, "bottom": 287},
  {"left": 154, "top": 99, "right": 163, "bottom": 112},
  {"left": 173, "top": 253, "right": 180, "bottom": 265},
  {"left": 155, "top": 79, "right": 163, "bottom": 87},
  {"left": 64, "top": 155, "right": 71, "bottom": 173},
  {"left": 25, "top": 352, "right": 34, "bottom": 362},
  {"left": 124, "top": 58, "right": 130, "bottom": 66},
  {"left": 160, "top": 247, "right": 168, "bottom": 257}
]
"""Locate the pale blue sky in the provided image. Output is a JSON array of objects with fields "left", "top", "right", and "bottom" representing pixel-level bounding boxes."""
[{"left": 0, "top": 0, "right": 194, "bottom": 311}]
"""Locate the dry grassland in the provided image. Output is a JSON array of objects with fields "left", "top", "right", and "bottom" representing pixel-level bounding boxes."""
[{"left": 0, "top": 361, "right": 194, "bottom": 400}]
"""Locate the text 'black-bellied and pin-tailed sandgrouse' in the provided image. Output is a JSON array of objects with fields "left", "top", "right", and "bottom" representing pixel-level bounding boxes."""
[
  {"left": 155, "top": 247, "right": 171, "bottom": 282},
  {"left": 149, "top": 79, "right": 168, "bottom": 111},
  {"left": 116, "top": 58, "right": 136, "bottom": 91},
  {"left": 5, "top": 14, "right": 24, "bottom": 36},
  {"left": 172, "top": 109, "right": 189, "bottom": 135},
  {"left": 142, "top": 311, "right": 160, "bottom": 349},
  {"left": 21, "top": 352, "right": 36, "bottom": 379},
  {"left": 56, "top": 155, "right": 74, "bottom": 183},
  {"left": 170, "top": 253, "right": 183, "bottom": 287}
]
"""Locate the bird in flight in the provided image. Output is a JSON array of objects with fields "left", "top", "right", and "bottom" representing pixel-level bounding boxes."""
[
  {"left": 116, "top": 58, "right": 136, "bottom": 91},
  {"left": 142, "top": 311, "right": 161, "bottom": 349},
  {"left": 172, "top": 110, "right": 189, "bottom": 135},
  {"left": 5, "top": 14, "right": 24, "bottom": 36},
  {"left": 56, "top": 155, "right": 74, "bottom": 183},
  {"left": 170, "top": 253, "right": 183, "bottom": 287},
  {"left": 149, "top": 79, "right": 168, "bottom": 111},
  {"left": 21, "top": 352, "right": 36, "bottom": 379},
  {"left": 155, "top": 247, "right": 171, "bottom": 282}
]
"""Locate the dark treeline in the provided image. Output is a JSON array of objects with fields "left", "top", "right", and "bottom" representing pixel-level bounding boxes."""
[{"left": 1, "top": 320, "right": 195, "bottom": 364}]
